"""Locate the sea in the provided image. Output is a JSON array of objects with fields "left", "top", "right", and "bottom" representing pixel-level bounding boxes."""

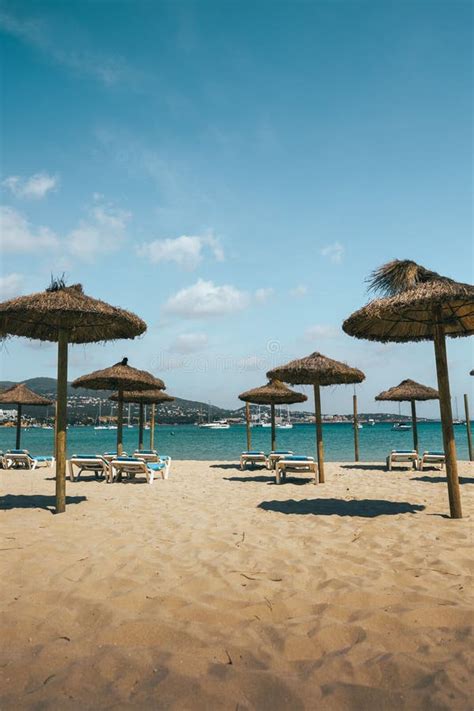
[{"left": 1, "top": 421, "right": 472, "bottom": 461}]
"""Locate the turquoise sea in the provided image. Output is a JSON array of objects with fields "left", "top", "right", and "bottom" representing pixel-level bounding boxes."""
[{"left": 0, "top": 422, "right": 472, "bottom": 461}]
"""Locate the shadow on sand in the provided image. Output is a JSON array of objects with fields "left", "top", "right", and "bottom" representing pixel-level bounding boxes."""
[
  {"left": 209, "top": 463, "right": 247, "bottom": 471},
  {"left": 225, "top": 475, "right": 313, "bottom": 486},
  {"left": 1, "top": 494, "right": 87, "bottom": 512},
  {"left": 411, "top": 475, "right": 474, "bottom": 485},
  {"left": 258, "top": 498, "right": 425, "bottom": 517},
  {"left": 340, "top": 464, "right": 386, "bottom": 472}
]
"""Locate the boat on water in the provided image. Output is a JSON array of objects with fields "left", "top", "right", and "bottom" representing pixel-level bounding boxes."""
[
  {"left": 276, "top": 405, "right": 293, "bottom": 429},
  {"left": 368, "top": 418, "right": 375, "bottom": 426},
  {"left": 199, "top": 420, "right": 230, "bottom": 430},
  {"left": 357, "top": 423, "right": 363, "bottom": 429},
  {"left": 392, "top": 422, "right": 411, "bottom": 431}
]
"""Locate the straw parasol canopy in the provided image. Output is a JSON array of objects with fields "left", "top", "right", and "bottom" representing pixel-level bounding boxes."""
[
  {"left": 343, "top": 259, "right": 474, "bottom": 519},
  {"left": 0, "top": 281, "right": 146, "bottom": 342},
  {"left": 375, "top": 379, "right": 439, "bottom": 402},
  {"left": 73, "top": 358, "right": 165, "bottom": 456},
  {"left": 0, "top": 279, "right": 146, "bottom": 513},
  {"left": 239, "top": 380, "right": 307, "bottom": 451},
  {"left": 342, "top": 261, "right": 474, "bottom": 342},
  {"left": 375, "top": 379, "right": 439, "bottom": 451},
  {"left": 267, "top": 352, "right": 365, "bottom": 482},
  {"left": 239, "top": 380, "right": 308, "bottom": 405},
  {"left": 0, "top": 383, "right": 53, "bottom": 449},
  {"left": 110, "top": 389, "right": 175, "bottom": 450}
]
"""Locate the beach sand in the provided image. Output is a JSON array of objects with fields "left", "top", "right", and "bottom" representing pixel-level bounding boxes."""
[{"left": 1, "top": 460, "right": 472, "bottom": 710}]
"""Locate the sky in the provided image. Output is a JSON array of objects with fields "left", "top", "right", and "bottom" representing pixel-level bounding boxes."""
[{"left": 0, "top": 0, "right": 472, "bottom": 416}]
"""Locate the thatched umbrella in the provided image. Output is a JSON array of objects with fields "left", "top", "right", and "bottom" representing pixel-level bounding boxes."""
[
  {"left": 0, "top": 280, "right": 146, "bottom": 513},
  {"left": 239, "top": 380, "right": 307, "bottom": 452},
  {"left": 110, "top": 389, "right": 174, "bottom": 451},
  {"left": 268, "top": 352, "right": 365, "bottom": 483},
  {"left": 73, "top": 359, "right": 164, "bottom": 456},
  {"left": 0, "top": 383, "right": 53, "bottom": 449},
  {"left": 343, "top": 259, "right": 474, "bottom": 519},
  {"left": 375, "top": 379, "right": 439, "bottom": 451}
]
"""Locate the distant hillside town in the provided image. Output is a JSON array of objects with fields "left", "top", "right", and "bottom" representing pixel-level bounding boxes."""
[{"left": 0, "top": 377, "right": 436, "bottom": 428}]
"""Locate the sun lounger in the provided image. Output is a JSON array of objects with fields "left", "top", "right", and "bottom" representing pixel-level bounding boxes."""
[
  {"left": 4, "top": 449, "right": 55, "bottom": 470},
  {"left": 102, "top": 451, "right": 128, "bottom": 463},
  {"left": 267, "top": 450, "right": 294, "bottom": 470},
  {"left": 133, "top": 449, "right": 159, "bottom": 463},
  {"left": 419, "top": 451, "right": 445, "bottom": 470},
  {"left": 68, "top": 454, "right": 110, "bottom": 481},
  {"left": 0, "top": 451, "right": 5, "bottom": 468},
  {"left": 240, "top": 451, "right": 267, "bottom": 470},
  {"left": 110, "top": 456, "right": 171, "bottom": 484},
  {"left": 386, "top": 450, "right": 419, "bottom": 471},
  {"left": 275, "top": 455, "right": 317, "bottom": 484}
]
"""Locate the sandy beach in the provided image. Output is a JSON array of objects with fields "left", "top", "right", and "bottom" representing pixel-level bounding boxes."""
[{"left": 1, "top": 460, "right": 472, "bottom": 710}]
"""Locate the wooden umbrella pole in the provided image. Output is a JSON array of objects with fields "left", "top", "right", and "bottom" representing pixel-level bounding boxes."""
[
  {"left": 138, "top": 403, "right": 144, "bottom": 451},
  {"left": 117, "top": 389, "right": 124, "bottom": 456},
  {"left": 464, "top": 394, "right": 473, "bottom": 461},
  {"left": 353, "top": 394, "right": 359, "bottom": 462},
  {"left": 411, "top": 400, "right": 418, "bottom": 452},
  {"left": 433, "top": 311, "right": 462, "bottom": 518},
  {"left": 270, "top": 404, "right": 276, "bottom": 452},
  {"left": 16, "top": 403, "right": 22, "bottom": 450},
  {"left": 150, "top": 404, "right": 155, "bottom": 450},
  {"left": 55, "top": 328, "right": 68, "bottom": 514},
  {"left": 246, "top": 402, "right": 251, "bottom": 450},
  {"left": 314, "top": 384, "right": 324, "bottom": 483}
]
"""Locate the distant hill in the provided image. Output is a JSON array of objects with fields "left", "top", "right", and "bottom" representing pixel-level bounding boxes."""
[{"left": 0, "top": 377, "right": 234, "bottom": 424}]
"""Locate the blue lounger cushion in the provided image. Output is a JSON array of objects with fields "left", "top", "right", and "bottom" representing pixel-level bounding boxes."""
[
  {"left": 391, "top": 450, "right": 416, "bottom": 454},
  {"left": 136, "top": 450, "right": 157, "bottom": 454},
  {"left": 284, "top": 455, "right": 313, "bottom": 461},
  {"left": 424, "top": 451, "right": 444, "bottom": 456},
  {"left": 9, "top": 449, "right": 29, "bottom": 454},
  {"left": 271, "top": 450, "right": 293, "bottom": 454},
  {"left": 114, "top": 456, "right": 142, "bottom": 462},
  {"left": 34, "top": 456, "right": 54, "bottom": 462},
  {"left": 242, "top": 451, "right": 265, "bottom": 455},
  {"left": 72, "top": 454, "right": 102, "bottom": 459},
  {"left": 148, "top": 462, "right": 166, "bottom": 471}
]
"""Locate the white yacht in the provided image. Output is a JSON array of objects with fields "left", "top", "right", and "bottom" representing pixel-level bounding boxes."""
[{"left": 199, "top": 420, "right": 230, "bottom": 430}]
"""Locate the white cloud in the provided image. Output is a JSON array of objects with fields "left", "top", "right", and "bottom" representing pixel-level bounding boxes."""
[
  {"left": 170, "top": 332, "right": 208, "bottom": 354},
  {"left": 255, "top": 287, "right": 274, "bottom": 304},
  {"left": 67, "top": 200, "right": 130, "bottom": 261},
  {"left": 305, "top": 325, "right": 339, "bottom": 340},
  {"left": 321, "top": 242, "right": 345, "bottom": 264},
  {"left": 2, "top": 172, "right": 59, "bottom": 199},
  {"left": 163, "top": 279, "right": 250, "bottom": 319},
  {"left": 137, "top": 232, "right": 224, "bottom": 271},
  {"left": 289, "top": 284, "right": 308, "bottom": 297},
  {"left": 0, "top": 273, "right": 23, "bottom": 299},
  {"left": 0, "top": 206, "right": 58, "bottom": 252}
]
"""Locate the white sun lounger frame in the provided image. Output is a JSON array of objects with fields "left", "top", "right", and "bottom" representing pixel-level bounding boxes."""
[
  {"left": 68, "top": 456, "right": 110, "bottom": 481},
  {"left": 239, "top": 452, "right": 267, "bottom": 470},
  {"left": 419, "top": 452, "right": 445, "bottom": 470},
  {"left": 4, "top": 451, "right": 55, "bottom": 470},
  {"left": 275, "top": 457, "right": 317, "bottom": 484},
  {"left": 267, "top": 451, "right": 294, "bottom": 470},
  {"left": 110, "top": 456, "right": 171, "bottom": 484},
  {"left": 386, "top": 450, "right": 419, "bottom": 471}
]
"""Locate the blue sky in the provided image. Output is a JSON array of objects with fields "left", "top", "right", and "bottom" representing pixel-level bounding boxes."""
[{"left": 0, "top": 0, "right": 472, "bottom": 415}]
